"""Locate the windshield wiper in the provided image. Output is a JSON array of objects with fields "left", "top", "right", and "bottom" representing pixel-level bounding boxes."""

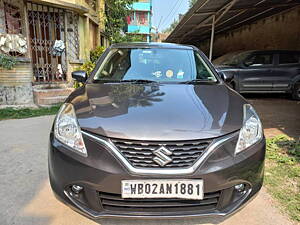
[
  {"left": 182, "top": 79, "right": 217, "bottom": 84},
  {"left": 121, "top": 79, "right": 158, "bottom": 84},
  {"left": 93, "top": 79, "right": 157, "bottom": 84},
  {"left": 93, "top": 79, "right": 121, "bottom": 83}
]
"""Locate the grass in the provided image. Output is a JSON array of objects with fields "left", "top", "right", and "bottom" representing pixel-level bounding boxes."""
[
  {"left": 0, "top": 105, "right": 61, "bottom": 120},
  {"left": 265, "top": 135, "right": 300, "bottom": 222}
]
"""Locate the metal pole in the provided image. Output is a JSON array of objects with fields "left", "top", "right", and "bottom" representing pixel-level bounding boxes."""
[{"left": 209, "top": 15, "right": 215, "bottom": 61}]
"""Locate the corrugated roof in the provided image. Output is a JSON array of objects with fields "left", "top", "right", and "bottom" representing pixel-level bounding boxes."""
[{"left": 166, "top": 0, "right": 300, "bottom": 44}]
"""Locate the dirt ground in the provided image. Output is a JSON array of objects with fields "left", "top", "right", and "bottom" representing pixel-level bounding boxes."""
[{"left": 246, "top": 94, "right": 300, "bottom": 139}]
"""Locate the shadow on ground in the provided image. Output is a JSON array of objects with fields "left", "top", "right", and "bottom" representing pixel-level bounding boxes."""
[{"left": 244, "top": 93, "right": 300, "bottom": 139}]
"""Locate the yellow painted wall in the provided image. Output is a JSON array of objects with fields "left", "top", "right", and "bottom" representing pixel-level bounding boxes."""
[
  {"left": 98, "top": 0, "right": 106, "bottom": 31},
  {"left": 35, "top": 0, "right": 90, "bottom": 12}
]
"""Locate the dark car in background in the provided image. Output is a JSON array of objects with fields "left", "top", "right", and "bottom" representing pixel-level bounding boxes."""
[
  {"left": 49, "top": 43, "right": 265, "bottom": 220},
  {"left": 213, "top": 50, "right": 300, "bottom": 100}
]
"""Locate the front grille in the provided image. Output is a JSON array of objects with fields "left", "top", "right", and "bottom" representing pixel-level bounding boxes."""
[
  {"left": 99, "top": 191, "right": 220, "bottom": 214},
  {"left": 110, "top": 138, "right": 212, "bottom": 168}
]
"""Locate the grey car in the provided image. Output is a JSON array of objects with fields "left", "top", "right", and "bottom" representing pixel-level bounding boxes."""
[
  {"left": 49, "top": 43, "right": 266, "bottom": 220},
  {"left": 213, "top": 50, "right": 300, "bottom": 100}
]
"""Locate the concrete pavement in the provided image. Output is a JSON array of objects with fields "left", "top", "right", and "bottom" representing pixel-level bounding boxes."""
[{"left": 0, "top": 112, "right": 296, "bottom": 225}]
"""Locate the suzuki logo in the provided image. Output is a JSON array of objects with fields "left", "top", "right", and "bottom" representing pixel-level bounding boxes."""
[{"left": 153, "top": 146, "right": 173, "bottom": 167}]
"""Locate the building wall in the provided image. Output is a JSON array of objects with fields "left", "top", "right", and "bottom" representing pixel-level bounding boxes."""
[
  {"left": 0, "top": 59, "right": 34, "bottom": 105},
  {"left": 127, "top": 0, "right": 152, "bottom": 42},
  {"left": 132, "top": 2, "right": 151, "bottom": 11},
  {"left": 128, "top": 25, "right": 150, "bottom": 34},
  {"left": 197, "top": 6, "right": 300, "bottom": 58},
  {"left": 0, "top": 0, "right": 108, "bottom": 105}
]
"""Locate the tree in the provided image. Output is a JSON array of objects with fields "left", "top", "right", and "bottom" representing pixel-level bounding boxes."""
[
  {"left": 163, "top": 0, "right": 198, "bottom": 33},
  {"left": 163, "top": 19, "right": 179, "bottom": 33},
  {"left": 105, "top": 0, "right": 143, "bottom": 43},
  {"left": 109, "top": 31, "right": 145, "bottom": 43},
  {"left": 189, "top": 0, "right": 198, "bottom": 8}
]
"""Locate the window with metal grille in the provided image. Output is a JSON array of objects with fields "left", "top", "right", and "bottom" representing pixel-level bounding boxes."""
[
  {"left": 0, "top": 0, "right": 27, "bottom": 57},
  {"left": 27, "top": 1, "right": 67, "bottom": 83},
  {"left": 0, "top": 0, "right": 22, "bottom": 34},
  {"left": 67, "top": 12, "right": 80, "bottom": 61}
]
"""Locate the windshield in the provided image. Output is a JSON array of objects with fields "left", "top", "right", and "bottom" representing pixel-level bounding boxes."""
[
  {"left": 93, "top": 48, "right": 217, "bottom": 83},
  {"left": 213, "top": 51, "right": 251, "bottom": 66}
]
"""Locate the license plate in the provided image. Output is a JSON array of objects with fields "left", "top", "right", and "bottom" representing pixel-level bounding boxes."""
[{"left": 121, "top": 179, "right": 203, "bottom": 200}]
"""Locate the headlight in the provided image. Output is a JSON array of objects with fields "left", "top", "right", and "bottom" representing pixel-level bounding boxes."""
[
  {"left": 54, "top": 103, "right": 87, "bottom": 156},
  {"left": 235, "top": 104, "right": 263, "bottom": 154}
]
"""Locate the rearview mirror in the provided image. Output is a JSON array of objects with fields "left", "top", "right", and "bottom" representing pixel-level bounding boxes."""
[{"left": 72, "top": 70, "right": 87, "bottom": 83}]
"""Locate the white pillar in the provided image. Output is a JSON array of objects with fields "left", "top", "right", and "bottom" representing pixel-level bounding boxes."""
[{"left": 209, "top": 15, "right": 216, "bottom": 61}]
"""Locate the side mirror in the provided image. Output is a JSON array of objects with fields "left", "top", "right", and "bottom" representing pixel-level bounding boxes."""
[
  {"left": 219, "top": 71, "right": 234, "bottom": 83},
  {"left": 72, "top": 70, "right": 87, "bottom": 83},
  {"left": 244, "top": 61, "right": 252, "bottom": 67}
]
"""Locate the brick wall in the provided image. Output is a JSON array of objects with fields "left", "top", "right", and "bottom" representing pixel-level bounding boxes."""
[{"left": 197, "top": 6, "right": 300, "bottom": 58}]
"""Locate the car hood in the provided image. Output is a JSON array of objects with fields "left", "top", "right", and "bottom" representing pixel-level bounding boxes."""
[{"left": 69, "top": 83, "right": 246, "bottom": 141}]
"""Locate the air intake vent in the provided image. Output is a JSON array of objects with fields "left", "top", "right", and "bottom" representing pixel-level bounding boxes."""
[{"left": 99, "top": 191, "right": 221, "bottom": 214}]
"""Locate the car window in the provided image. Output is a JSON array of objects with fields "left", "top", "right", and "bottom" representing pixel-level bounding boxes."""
[
  {"left": 279, "top": 53, "right": 300, "bottom": 64},
  {"left": 194, "top": 52, "right": 217, "bottom": 80},
  {"left": 213, "top": 51, "right": 250, "bottom": 66},
  {"left": 93, "top": 48, "right": 217, "bottom": 83},
  {"left": 244, "top": 54, "right": 273, "bottom": 67}
]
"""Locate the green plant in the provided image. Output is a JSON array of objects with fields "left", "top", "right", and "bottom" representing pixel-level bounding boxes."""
[
  {"left": 73, "top": 61, "right": 95, "bottom": 88},
  {"left": 267, "top": 135, "right": 300, "bottom": 164},
  {"left": 105, "top": 0, "right": 136, "bottom": 43},
  {"left": 163, "top": 0, "right": 196, "bottom": 33},
  {"left": 73, "top": 46, "right": 106, "bottom": 88},
  {"left": 90, "top": 46, "right": 106, "bottom": 63},
  {"left": 78, "top": 60, "right": 96, "bottom": 75},
  {"left": 113, "top": 32, "right": 145, "bottom": 43},
  {"left": 265, "top": 135, "right": 300, "bottom": 222},
  {"left": 0, "top": 54, "right": 17, "bottom": 70},
  {"left": 189, "top": 0, "right": 198, "bottom": 8},
  {"left": 163, "top": 19, "right": 180, "bottom": 33},
  {"left": 0, "top": 105, "right": 61, "bottom": 120}
]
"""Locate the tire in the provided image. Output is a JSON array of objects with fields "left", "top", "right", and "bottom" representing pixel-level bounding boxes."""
[{"left": 292, "top": 82, "right": 300, "bottom": 100}]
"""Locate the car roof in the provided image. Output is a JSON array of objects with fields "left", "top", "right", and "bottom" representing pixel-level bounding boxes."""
[
  {"left": 228, "top": 50, "right": 300, "bottom": 55},
  {"left": 110, "top": 42, "right": 195, "bottom": 50}
]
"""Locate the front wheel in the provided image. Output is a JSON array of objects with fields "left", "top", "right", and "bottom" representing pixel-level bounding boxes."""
[{"left": 292, "top": 83, "right": 300, "bottom": 100}]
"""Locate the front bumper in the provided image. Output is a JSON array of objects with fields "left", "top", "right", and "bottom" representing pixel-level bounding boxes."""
[{"left": 48, "top": 131, "right": 266, "bottom": 219}]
